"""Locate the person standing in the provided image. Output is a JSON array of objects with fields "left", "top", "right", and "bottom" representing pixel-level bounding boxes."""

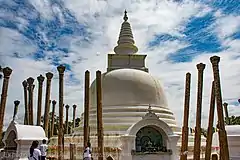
[
  {"left": 29, "top": 141, "right": 41, "bottom": 160},
  {"left": 39, "top": 139, "right": 48, "bottom": 160},
  {"left": 83, "top": 142, "right": 92, "bottom": 160}
]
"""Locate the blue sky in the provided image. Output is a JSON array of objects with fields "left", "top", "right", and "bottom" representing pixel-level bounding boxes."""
[{"left": 0, "top": 0, "right": 240, "bottom": 129}]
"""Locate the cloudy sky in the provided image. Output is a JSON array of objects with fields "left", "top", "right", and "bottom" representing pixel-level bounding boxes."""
[{"left": 0, "top": 0, "right": 240, "bottom": 130}]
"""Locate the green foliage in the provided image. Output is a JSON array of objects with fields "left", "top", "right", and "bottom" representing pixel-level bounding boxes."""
[
  {"left": 41, "top": 112, "right": 81, "bottom": 136},
  {"left": 225, "top": 116, "right": 240, "bottom": 125}
]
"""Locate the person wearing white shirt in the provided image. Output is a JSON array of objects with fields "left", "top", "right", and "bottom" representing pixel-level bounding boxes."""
[
  {"left": 39, "top": 139, "right": 48, "bottom": 160},
  {"left": 29, "top": 141, "right": 41, "bottom": 160},
  {"left": 83, "top": 142, "right": 92, "bottom": 160}
]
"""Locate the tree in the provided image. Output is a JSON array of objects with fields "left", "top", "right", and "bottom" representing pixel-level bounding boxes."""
[
  {"left": 40, "top": 113, "right": 81, "bottom": 136},
  {"left": 225, "top": 116, "right": 240, "bottom": 125}
]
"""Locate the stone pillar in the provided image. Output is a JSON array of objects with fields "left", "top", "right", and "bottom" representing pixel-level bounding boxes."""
[
  {"left": 180, "top": 72, "right": 191, "bottom": 160},
  {"left": 43, "top": 72, "right": 53, "bottom": 135},
  {"left": 223, "top": 102, "right": 229, "bottom": 125},
  {"left": 57, "top": 65, "right": 66, "bottom": 160},
  {"left": 96, "top": 70, "right": 103, "bottom": 160},
  {"left": 50, "top": 100, "right": 57, "bottom": 137},
  {"left": 37, "top": 75, "right": 45, "bottom": 126},
  {"left": 72, "top": 104, "right": 77, "bottom": 133},
  {"left": 65, "top": 104, "right": 69, "bottom": 134},
  {"left": 210, "top": 56, "right": 230, "bottom": 160},
  {"left": 205, "top": 81, "right": 215, "bottom": 160},
  {"left": 84, "top": 70, "right": 90, "bottom": 147},
  {"left": 193, "top": 63, "right": 206, "bottom": 160},
  {"left": 13, "top": 100, "right": 20, "bottom": 121},
  {"left": 70, "top": 143, "right": 76, "bottom": 160},
  {"left": 27, "top": 77, "right": 35, "bottom": 125},
  {"left": 22, "top": 80, "right": 29, "bottom": 125}
]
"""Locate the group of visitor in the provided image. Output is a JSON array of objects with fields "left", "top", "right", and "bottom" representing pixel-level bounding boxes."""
[
  {"left": 28, "top": 139, "right": 48, "bottom": 160},
  {"left": 28, "top": 139, "right": 92, "bottom": 160}
]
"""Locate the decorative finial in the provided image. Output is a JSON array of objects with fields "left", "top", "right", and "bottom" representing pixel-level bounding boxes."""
[
  {"left": 124, "top": 10, "right": 128, "bottom": 21},
  {"left": 148, "top": 105, "right": 153, "bottom": 113}
]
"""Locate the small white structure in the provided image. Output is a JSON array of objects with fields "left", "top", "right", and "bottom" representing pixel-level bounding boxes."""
[
  {"left": 212, "top": 125, "right": 240, "bottom": 160},
  {"left": 1, "top": 120, "right": 47, "bottom": 160}
]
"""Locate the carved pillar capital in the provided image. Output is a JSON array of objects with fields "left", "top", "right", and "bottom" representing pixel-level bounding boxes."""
[
  {"left": 85, "top": 70, "right": 90, "bottom": 74},
  {"left": 37, "top": 74, "right": 45, "bottom": 84},
  {"left": 14, "top": 100, "right": 20, "bottom": 106},
  {"left": 46, "top": 72, "right": 53, "bottom": 80},
  {"left": 57, "top": 65, "right": 66, "bottom": 74},
  {"left": 22, "top": 80, "right": 28, "bottom": 88},
  {"left": 65, "top": 104, "right": 70, "bottom": 110},
  {"left": 210, "top": 56, "right": 220, "bottom": 65},
  {"left": 52, "top": 100, "right": 57, "bottom": 105},
  {"left": 223, "top": 102, "right": 228, "bottom": 107},
  {"left": 3, "top": 67, "right": 12, "bottom": 78},
  {"left": 186, "top": 72, "right": 191, "bottom": 77},
  {"left": 196, "top": 63, "right": 206, "bottom": 71},
  {"left": 73, "top": 104, "right": 77, "bottom": 109},
  {"left": 27, "top": 77, "right": 34, "bottom": 86}
]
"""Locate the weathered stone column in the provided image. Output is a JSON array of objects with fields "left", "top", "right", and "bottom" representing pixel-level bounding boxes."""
[
  {"left": 13, "top": 100, "right": 20, "bottom": 121},
  {"left": 180, "top": 72, "right": 191, "bottom": 160},
  {"left": 72, "top": 104, "right": 77, "bottom": 133},
  {"left": 43, "top": 72, "right": 53, "bottom": 135},
  {"left": 50, "top": 100, "right": 57, "bottom": 137},
  {"left": 223, "top": 102, "right": 229, "bottom": 125},
  {"left": 223, "top": 102, "right": 229, "bottom": 118},
  {"left": 69, "top": 143, "right": 76, "bottom": 160},
  {"left": 27, "top": 77, "right": 35, "bottom": 125},
  {"left": 210, "top": 56, "right": 230, "bottom": 160},
  {"left": 37, "top": 75, "right": 45, "bottom": 126},
  {"left": 193, "top": 63, "right": 205, "bottom": 160},
  {"left": 96, "top": 70, "right": 103, "bottom": 160},
  {"left": 57, "top": 65, "right": 66, "bottom": 160},
  {"left": 0, "top": 67, "right": 12, "bottom": 141},
  {"left": 22, "top": 80, "right": 29, "bottom": 125},
  {"left": 205, "top": 81, "right": 215, "bottom": 160},
  {"left": 84, "top": 70, "right": 90, "bottom": 147},
  {"left": 65, "top": 104, "right": 69, "bottom": 134}
]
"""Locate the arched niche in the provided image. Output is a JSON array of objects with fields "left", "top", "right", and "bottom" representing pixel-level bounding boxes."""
[
  {"left": 135, "top": 125, "right": 168, "bottom": 153},
  {"left": 4, "top": 130, "right": 17, "bottom": 151},
  {"left": 106, "top": 155, "right": 114, "bottom": 160}
]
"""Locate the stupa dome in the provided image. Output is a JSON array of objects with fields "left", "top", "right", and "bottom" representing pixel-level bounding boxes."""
[
  {"left": 90, "top": 68, "right": 167, "bottom": 108},
  {"left": 86, "top": 68, "right": 179, "bottom": 134}
]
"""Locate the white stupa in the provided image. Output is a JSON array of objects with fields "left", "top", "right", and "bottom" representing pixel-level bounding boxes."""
[
  {"left": 75, "top": 10, "right": 180, "bottom": 160},
  {"left": 48, "top": 11, "right": 206, "bottom": 160}
]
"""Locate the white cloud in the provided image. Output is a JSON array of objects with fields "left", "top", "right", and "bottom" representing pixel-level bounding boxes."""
[
  {"left": 213, "top": 14, "right": 240, "bottom": 41},
  {"left": 0, "top": 28, "right": 37, "bottom": 59},
  {"left": 0, "top": 0, "right": 240, "bottom": 132}
]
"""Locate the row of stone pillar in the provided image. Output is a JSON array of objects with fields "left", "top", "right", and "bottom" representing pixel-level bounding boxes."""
[
  {"left": 0, "top": 64, "right": 85, "bottom": 160},
  {"left": 82, "top": 70, "right": 104, "bottom": 160},
  {"left": 180, "top": 55, "right": 230, "bottom": 160},
  {"left": 21, "top": 73, "right": 52, "bottom": 127},
  {"left": 21, "top": 71, "right": 78, "bottom": 137},
  {"left": 64, "top": 104, "right": 77, "bottom": 135}
]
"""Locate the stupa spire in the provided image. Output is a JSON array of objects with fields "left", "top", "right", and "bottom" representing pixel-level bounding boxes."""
[{"left": 114, "top": 10, "right": 138, "bottom": 55}]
